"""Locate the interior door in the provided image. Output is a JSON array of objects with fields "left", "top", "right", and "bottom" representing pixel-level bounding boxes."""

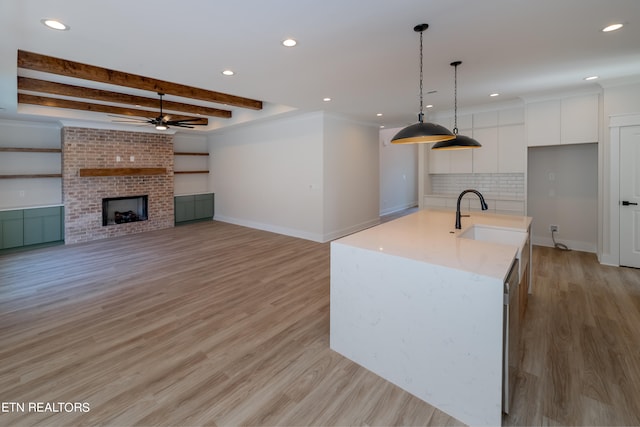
[{"left": 620, "top": 125, "right": 640, "bottom": 268}]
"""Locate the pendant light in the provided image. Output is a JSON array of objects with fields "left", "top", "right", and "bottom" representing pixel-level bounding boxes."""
[
  {"left": 432, "top": 61, "right": 481, "bottom": 150},
  {"left": 391, "top": 24, "right": 455, "bottom": 144}
]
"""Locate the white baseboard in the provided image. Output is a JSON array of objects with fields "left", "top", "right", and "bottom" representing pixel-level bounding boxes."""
[
  {"left": 531, "top": 236, "right": 597, "bottom": 253},
  {"left": 380, "top": 201, "right": 418, "bottom": 217}
]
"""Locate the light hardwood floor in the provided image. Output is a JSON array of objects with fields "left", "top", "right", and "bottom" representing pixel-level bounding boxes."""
[{"left": 0, "top": 219, "right": 639, "bottom": 426}]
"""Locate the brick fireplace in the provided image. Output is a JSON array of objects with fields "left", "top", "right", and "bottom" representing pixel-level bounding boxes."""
[{"left": 62, "top": 127, "right": 174, "bottom": 244}]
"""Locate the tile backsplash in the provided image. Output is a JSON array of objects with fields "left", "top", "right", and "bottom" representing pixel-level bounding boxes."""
[{"left": 430, "top": 173, "right": 525, "bottom": 200}]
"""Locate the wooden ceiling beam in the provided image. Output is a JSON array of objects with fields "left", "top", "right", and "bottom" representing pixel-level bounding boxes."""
[
  {"left": 18, "top": 77, "right": 232, "bottom": 118},
  {"left": 17, "top": 50, "right": 263, "bottom": 110},
  {"left": 18, "top": 93, "right": 209, "bottom": 125}
]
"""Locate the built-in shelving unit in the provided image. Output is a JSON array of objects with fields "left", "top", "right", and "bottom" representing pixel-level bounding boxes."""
[
  {"left": 0, "top": 147, "right": 63, "bottom": 179},
  {"left": 0, "top": 174, "right": 62, "bottom": 179},
  {"left": 173, "top": 152, "right": 210, "bottom": 174},
  {"left": 172, "top": 134, "right": 210, "bottom": 196},
  {"left": 0, "top": 147, "right": 62, "bottom": 153}
]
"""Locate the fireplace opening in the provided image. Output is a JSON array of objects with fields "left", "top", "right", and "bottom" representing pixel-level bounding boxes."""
[{"left": 102, "top": 195, "right": 148, "bottom": 226}]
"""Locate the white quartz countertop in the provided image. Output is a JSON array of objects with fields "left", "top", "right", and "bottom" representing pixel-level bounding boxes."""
[{"left": 334, "top": 208, "right": 532, "bottom": 281}]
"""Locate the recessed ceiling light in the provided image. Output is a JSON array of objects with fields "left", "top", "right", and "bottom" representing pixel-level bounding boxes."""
[
  {"left": 282, "top": 38, "right": 297, "bottom": 47},
  {"left": 602, "top": 23, "right": 623, "bottom": 32},
  {"left": 222, "top": 69, "right": 235, "bottom": 76},
  {"left": 41, "top": 19, "right": 69, "bottom": 31},
  {"left": 376, "top": 113, "right": 383, "bottom": 117},
  {"left": 323, "top": 97, "right": 331, "bottom": 102},
  {"left": 426, "top": 104, "right": 433, "bottom": 109},
  {"left": 584, "top": 75, "right": 599, "bottom": 81},
  {"left": 380, "top": 125, "right": 385, "bottom": 129},
  {"left": 490, "top": 93, "right": 500, "bottom": 97}
]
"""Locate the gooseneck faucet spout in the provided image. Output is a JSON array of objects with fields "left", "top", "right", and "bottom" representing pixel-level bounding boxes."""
[{"left": 455, "top": 189, "right": 488, "bottom": 229}]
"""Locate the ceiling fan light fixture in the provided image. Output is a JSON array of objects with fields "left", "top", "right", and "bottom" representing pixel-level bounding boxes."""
[
  {"left": 391, "top": 23, "right": 454, "bottom": 145},
  {"left": 155, "top": 124, "right": 167, "bottom": 131},
  {"left": 432, "top": 61, "right": 481, "bottom": 151}
]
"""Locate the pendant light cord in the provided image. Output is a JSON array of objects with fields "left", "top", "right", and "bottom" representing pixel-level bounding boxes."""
[
  {"left": 452, "top": 62, "right": 459, "bottom": 135},
  {"left": 418, "top": 28, "right": 424, "bottom": 123}
]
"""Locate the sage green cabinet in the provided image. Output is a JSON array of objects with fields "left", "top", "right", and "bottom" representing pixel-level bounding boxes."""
[
  {"left": 174, "top": 193, "right": 214, "bottom": 224},
  {"left": 23, "top": 206, "right": 63, "bottom": 245},
  {"left": 0, "top": 210, "right": 24, "bottom": 249},
  {"left": 0, "top": 206, "right": 63, "bottom": 249}
]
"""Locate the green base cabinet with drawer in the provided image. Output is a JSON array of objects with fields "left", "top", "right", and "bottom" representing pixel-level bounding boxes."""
[
  {"left": 0, "top": 206, "right": 64, "bottom": 250},
  {"left": 174, "top": 193, "right": 214, "bottom": 224}
]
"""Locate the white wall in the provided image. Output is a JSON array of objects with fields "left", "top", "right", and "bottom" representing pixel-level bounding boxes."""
[
  {"left": 323, "top": 114, "right": 380, "bottom": 240},
  {"left": 209, "top": 111, "right": 379, "bottom": 243},
  {"left": 528, "top": 143, "right": 598, "bottom": 252},
  {"left": 209, "top": 112, "right": 325, "bottom": 241},
  {"left": 379, "top": 127, "right": 418, "bottom": 215}
]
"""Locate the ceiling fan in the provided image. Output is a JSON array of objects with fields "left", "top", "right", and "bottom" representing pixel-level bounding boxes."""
[{"left": 110, "top": 93, "right": 207, "bottom": 130}]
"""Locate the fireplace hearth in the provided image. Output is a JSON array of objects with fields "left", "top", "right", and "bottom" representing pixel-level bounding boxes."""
[{"left": 102, "top": 195, "right": 148, "bottom": 226}]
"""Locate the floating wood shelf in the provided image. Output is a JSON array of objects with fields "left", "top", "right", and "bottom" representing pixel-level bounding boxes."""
[
  {"left": 174, "top": 170, "right": 210, "bottom": 175},
  {"left": 0, "top": 174, "right": 62, "bottom": 179},
  {"left": 0, "top": 147, "right": 62, "bottom": 153},
  {"left": 174, "top": 152, "right": 209, "bottom": 156},
  {"left": 79, "top": 168, "right": 167, "bottom": 177}
]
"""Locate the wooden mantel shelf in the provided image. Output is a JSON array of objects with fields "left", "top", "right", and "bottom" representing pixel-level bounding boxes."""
[{"left": 79, "top": 168, "right": 167, "bottom": 177}]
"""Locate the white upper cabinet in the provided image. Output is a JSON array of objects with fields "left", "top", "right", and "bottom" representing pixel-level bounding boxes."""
[
  {"left": 526, "top": 93, "right": 599, "bottom": 146},
  {"left": 427, "top": 115, "right": 473, "bottom": 174},
  {"left": 561, "top": 94, "right": 599, "bottom": 144},
  {"left": 498, "top": 124, "right": 526, "bottom": 173},
  {"left": 526, "top": 99, "right": 561, "bottom": 146},
  {"left": 472, "top": 127, "right": 498, "bottom": 173}
]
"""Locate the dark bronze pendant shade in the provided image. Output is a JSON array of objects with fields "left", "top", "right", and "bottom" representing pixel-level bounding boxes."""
[
  {"left": 391, "top": 24, "right": 455, "bottom": 145},
  {"left": 432, "top": 61, "right": 481, "bottom": 150}
]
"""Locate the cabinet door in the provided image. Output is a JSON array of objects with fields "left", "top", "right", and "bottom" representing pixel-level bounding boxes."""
[
  {"left": 428, "top": 145, "right": 451, "bottom": 174},
  {"left": 174, "top": 195, "right": 195, "bottom": 223},
  {"left": 472, "top": 127, "right": 498, "bottom": 173},
  {"left": 0, "top": 210, "right": 24, "bottom": 249},
  {"left": 561, "top": 94, "right": 599, "bottom": 144},
  {"left": 526, "top": 100, "right": 561, "bottom": 146},
  {"left": 194, "top": 194, "right": 214, "bottom": 219},
  {"left": 498, "top": 124, "right": 526, "bottom": 173},
  {"left": 23, "top": 207, "right": 62, "bottom": 245},
  {"left": 449, "top": 148, "right": 473, "bottom": 173}
]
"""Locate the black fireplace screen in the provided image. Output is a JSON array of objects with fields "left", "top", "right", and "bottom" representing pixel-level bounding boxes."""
[{"left": 102, "top": 195, "right": 148, "bottom": 226}]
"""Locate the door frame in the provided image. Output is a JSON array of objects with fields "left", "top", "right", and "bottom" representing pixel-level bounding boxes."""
[{"left": 604, "top": 113, "right": 640, "bottom": 266}]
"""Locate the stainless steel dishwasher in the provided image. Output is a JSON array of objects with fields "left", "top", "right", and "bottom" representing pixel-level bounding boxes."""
[{"left": 502, "top": 258, "right": 520, "bottom": 414}]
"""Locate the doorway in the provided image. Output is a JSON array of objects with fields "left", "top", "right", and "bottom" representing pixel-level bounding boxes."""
[{"left": 620, "top": 125, "right": 640, "bottom": 268}]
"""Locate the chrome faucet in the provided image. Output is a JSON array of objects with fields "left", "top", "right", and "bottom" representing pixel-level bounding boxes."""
[{"left": 456, "top": 189, "right": 488, "bottom": 229}]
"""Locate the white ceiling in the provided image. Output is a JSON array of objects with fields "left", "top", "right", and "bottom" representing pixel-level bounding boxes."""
[{"left": 1, "top": 0, "right": 639, "bottom": 131}]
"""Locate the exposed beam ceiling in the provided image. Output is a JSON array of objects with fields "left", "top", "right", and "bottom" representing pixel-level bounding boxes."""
[
  {"left": 18, "top": 77, "right": 231, "bottom": 119},
  {"left": 18, "top": 93, "right": 208, "bottom": 124},
  {"left": 17, "top": 50, "right": 263, "bottom": 111}
]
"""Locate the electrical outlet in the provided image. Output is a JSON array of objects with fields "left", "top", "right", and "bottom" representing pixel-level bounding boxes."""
[{"left": 549, "top": 224, "right": 559, "bottom": 233}]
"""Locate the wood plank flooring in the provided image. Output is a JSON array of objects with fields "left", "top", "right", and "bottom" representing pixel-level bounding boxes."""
[{"left": 1, "top": 219, "right": 639, "bottom": 426}]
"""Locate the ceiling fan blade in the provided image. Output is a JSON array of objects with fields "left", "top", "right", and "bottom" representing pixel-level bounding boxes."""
[
  {"left": 170, "top": 123, "right": 196, "bottom": 129},
  {"left": 166, "top": 120, "right": 207, "bottom": 127},
  {"left": 168, "top": 117, "right": 208, "bottom": 123},
  {"left": 108, "top": 114, "right": 151, "bottom": 123}
]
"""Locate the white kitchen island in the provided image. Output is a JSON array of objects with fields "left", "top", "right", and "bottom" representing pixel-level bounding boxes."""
[{"left": 330, "top": 208, "right": 532, "bottom": 426}]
